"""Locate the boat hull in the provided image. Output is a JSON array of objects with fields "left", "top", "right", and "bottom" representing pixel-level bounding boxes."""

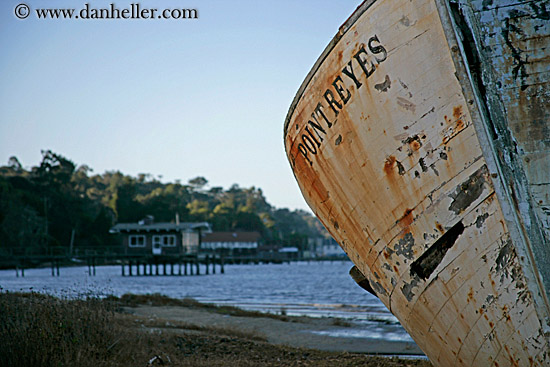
[{"left": 284, "top": 0, "right": 550, "bottom": 365}]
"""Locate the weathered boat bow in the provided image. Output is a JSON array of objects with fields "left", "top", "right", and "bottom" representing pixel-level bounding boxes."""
[{"left": 284, "top": 0, "right": 550, "bottom": 365}]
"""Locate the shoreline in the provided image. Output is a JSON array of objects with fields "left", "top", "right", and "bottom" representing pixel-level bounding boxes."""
[{"left": 125, "top": 304, "right": 426, "bottom": 357}]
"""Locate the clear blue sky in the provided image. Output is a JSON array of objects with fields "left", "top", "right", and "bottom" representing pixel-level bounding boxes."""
[{"left": 1, "top": 0, "right": 362, "bottom": 211}]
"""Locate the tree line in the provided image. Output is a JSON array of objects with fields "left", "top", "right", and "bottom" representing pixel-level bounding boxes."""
[{"left": 0, "top": 150, "right": 328, "bottom": 256}]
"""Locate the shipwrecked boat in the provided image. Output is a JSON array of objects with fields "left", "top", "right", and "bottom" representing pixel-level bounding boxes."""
[{"left": 284, "top": 0, "right": 550, "bottom": 365}]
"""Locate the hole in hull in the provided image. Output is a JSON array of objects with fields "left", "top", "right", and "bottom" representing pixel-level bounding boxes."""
[{"left": 411, "top": 221, "right": 465, "bottom": 280}]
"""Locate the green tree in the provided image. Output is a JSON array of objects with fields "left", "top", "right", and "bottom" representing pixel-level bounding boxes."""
[
  {"left": 188, "top": 176, "right": 208, "bottom": 191},
  {"left": 113, "top": 182, "right": 143, "bottom": 222},
  {"left": 187, "top": 199, "right": 210, "bottom": 222}
]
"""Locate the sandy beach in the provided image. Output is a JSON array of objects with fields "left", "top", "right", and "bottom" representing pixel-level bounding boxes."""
[{"left": 122, "top": 303, "right": 426, "bottom": 357}]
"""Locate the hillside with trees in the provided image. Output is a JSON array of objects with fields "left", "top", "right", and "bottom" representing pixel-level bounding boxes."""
[{"left": 0, "top": 151, "right": 329, "bottom": 256}]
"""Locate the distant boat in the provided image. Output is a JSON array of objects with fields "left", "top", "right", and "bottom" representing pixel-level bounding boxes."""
[{"left": 284, "top": 0, "right": 550, "bottom": 366}]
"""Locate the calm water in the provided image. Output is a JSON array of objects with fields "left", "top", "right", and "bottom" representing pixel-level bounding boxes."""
[{"left": 0, "top": 261, "right": 413, "bottom": 342}]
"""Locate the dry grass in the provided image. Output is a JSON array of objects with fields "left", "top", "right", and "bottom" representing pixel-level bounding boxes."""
[
  {"left": 0, "top": 292, "right": 120, "bottom": 366},
  {"left": 121, "top": 312, "right": 268, "bottom": 342},
  {"left": 0, "top": 292, "right": 432, "bottom": 367},
  {"left": 111, "top": 293, "right": 295, "bottom": 321}
]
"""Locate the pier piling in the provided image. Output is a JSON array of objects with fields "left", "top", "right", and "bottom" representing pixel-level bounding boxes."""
[{"left": 50, "top": 260, "right": 60, "bottom": 277}]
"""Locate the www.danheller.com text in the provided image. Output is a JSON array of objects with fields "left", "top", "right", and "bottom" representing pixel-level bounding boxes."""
[{"left": 14, "top": 2, "right": 199, "bottom": 20}]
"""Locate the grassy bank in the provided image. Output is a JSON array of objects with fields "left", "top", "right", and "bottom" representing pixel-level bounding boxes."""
[{"left": 0, "top": 292, "right": 431, "bottom": 366}]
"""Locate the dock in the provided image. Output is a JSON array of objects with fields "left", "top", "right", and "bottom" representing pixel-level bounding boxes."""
[{"left": 1, "top": 246, "right": 347, "bottom": 277}]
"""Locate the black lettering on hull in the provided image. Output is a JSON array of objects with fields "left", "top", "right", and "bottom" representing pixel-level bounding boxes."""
[{"left": 295, "top": 34, "right": 388, "bottom": 167}]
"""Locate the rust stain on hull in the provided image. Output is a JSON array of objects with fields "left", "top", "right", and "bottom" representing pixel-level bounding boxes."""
[{"left": 284, "top": 0, "right": 550, "bottom": 366}]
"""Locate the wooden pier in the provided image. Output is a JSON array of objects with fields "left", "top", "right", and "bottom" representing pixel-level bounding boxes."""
[
  {"left": 1, "top": 249, "right": 345, "bottom": 277},
  {"left": 119, "top": 255, "right": 224, "bottom": 277},
  {"left": 0, "top": 247, "right": 226, "bottom": 278}
]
